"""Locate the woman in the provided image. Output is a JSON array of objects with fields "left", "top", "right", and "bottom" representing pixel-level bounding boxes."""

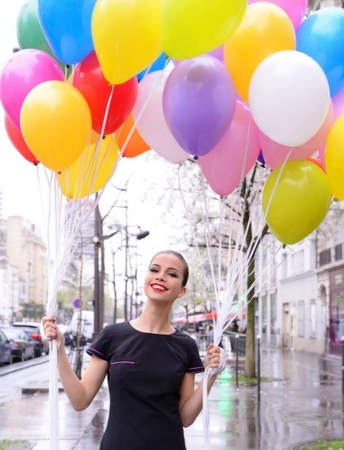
[{"left": 42, "top": 250, "right": 224, "bottom": 450}]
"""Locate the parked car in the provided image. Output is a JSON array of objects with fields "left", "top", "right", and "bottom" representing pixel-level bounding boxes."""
[
  {"left": 0, "top": 329, "right": 12, "bottom": 365},
  {"left": 1, "top": 327, "right": 35, "bottom": 362},
  {"left": 12, "top": 322, "right": 49, "bottom": 357}
]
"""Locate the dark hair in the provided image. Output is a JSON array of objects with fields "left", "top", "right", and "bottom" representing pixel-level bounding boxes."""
[{"left": 150, "top": 250, "right": 189, "bottom": 287}]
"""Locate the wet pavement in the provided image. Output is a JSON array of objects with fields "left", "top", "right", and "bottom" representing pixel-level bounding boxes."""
[{"left": 1, "top": 345, "right": 344, "bottom": 450}]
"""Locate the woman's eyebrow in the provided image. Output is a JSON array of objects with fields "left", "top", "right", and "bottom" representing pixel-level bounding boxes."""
[{"left": 150, "top": 263, "right": 180, "bottom": 272}]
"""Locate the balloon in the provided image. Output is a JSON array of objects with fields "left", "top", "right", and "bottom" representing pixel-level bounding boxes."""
[
  {"left": 163, "top": 56, "right": 236, "bottom": 156},
  {"left": 4, "top": 114, "right": 39, "bottom": 165},
  {"left": 38, "top": 0, "right": 96, "bottom": 65},
  {"left": 332, "top": 86, "right": 344, "bottom": 122},
  {"left": 0, "top": 49, "right": 65, "bottom": 130},
  {"left": 161, "top": 0, "right": 247, "bottom": 60},
  {"left": 249, "top": 50, "right": 330, "bottom": 147},
  {"left": 198, "top": 100, "right": 260, "bottom": 197},
  {"left": 261, "top": 102, "right": 333, "bottom": 169},
  {"left": 325, "top": 114, "right": 344, "bottom": 200},
  {"left": 307, "top": 155, "right": 324, "bottom": 172},
  {"left": 73, "top": 51, "right": 138, "bottom": 135},
  {"left": 262, "top": 160, "right": 331, "bottom": 245},
  {"left": 296, "top": 8, "right": 344, "bottom": 97},
  {"left": 137, "top": 52, "right": 168, "bottom": 82},
  {"left": 92, "top": 0, "right": 162, "bottom": 85},
  {"left": 132, "top": 70, "right": 189, "bottom": 164},
  {"left": 248, "top": 0, "right": 307, "bottom": 30},
  {"left": 20, "top": 81, "right": 92, "bottom": 172},
  {"left": 173, "top": 46, "right": 224, "bottom": 68},
  {"left": 16, "top": 0, "right": 72, "bottom": 76},
  {"left": 115, "top": 114, "right": 150, "bottom": 158},
  {"left": 17, "top": 0, "right": 53, "bottom": 59},
  {"left": 57, "top": 135, "right": 119, "bottom": 199},
  {"left": 224, "top": 3, "right": 296, "bottom": 103}
]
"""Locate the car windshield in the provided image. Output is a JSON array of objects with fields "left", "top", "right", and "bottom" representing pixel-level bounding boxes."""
[{"left": 2, "top": 329, "right": 20, "bottom": 339}]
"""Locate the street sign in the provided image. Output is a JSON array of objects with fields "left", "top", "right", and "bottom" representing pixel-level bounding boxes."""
[{"left": 73, "top": 298, "right": 82, "bottom": 308}]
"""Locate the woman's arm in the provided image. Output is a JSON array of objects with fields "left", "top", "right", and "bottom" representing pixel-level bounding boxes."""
[
  {"left": 178, "top": 343, "right": 222, "bottom": 427},
  {"left": 42, "top": 316, "right": 108, "bottom": 411}
]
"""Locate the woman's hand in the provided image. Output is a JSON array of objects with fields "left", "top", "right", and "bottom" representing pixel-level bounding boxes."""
[
  {"left": 205, "top": 343, "right": 226, "bottom": 374},
  {"left": 41, "top": 316, "right": 64, "bottom": 349}
]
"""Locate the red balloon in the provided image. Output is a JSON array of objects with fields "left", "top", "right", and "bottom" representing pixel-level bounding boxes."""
[
  {"left": 73, "top": 51, "right": 138, "bottom": 135},
  {"left": 4, "top": 114, "right": 39, "bottom": 165}
]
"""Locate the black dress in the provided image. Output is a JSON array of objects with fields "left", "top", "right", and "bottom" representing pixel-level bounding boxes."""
[{"left": 86, "top": 321, "right": 204, "bottom": 450}]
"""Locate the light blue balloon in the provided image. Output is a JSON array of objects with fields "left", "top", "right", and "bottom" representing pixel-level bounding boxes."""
[
  {"left": 38, "top": 0, "right": 96, "bottom": 65},
  {"left": 296, "top": 7, "right": 344, "bottom": 97},
  {"left": 137, "top": 52, "right": 168, "bottom": 82}
]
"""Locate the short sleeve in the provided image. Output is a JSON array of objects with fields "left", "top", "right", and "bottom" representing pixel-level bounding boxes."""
[
  {"left": 86, "top": 326, "right": 109, "bottom": 361},
  {"left": 186, "top": 339, "right": 204, "bottom": 374}
]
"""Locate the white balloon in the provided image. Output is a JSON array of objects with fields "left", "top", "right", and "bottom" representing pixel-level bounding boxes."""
[
  {"left": 249, "top": 50, "right": 330, "bottom": 147},
  {"left": 132, "top": 70, "right": 189, "bottom": 164}
]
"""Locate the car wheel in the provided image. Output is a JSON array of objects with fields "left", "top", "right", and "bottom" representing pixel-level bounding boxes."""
[
  {"left": 6, "top": 353, "right": 13, "bottom": 365},
  {"left": 21, "top": 351, "right": 25, "bottom": 362}
]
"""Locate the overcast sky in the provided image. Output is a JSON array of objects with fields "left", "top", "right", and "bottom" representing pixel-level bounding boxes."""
[{"left": 0, "top": 0, "right": 43, "bottom": 224}]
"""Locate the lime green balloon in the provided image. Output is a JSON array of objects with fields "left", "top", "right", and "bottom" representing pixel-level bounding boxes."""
[
  {"left": 262, "top": 160, "right": 332, "bottom": 245},
  {"left": 161, "top": 0, "right": 247, "bottom": 60},
  {"left": 16, "top": 0, "right": 72, "bottom": 76}
]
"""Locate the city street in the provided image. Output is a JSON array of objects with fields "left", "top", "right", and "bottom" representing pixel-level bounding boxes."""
[{"left": 1, "top": 347, "right": 344, "bottom": 449}]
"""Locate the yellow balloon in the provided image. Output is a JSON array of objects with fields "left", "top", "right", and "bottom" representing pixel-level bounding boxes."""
[
  {"left": 92, "top": 0, "right": 162, "bottom": 85},
  {"left": 161, "top": 0, "right": 247, "bottom": 60},
  {"left": 20, "top": 81, "right": 92, "bottom": 172},
  {"left": 325, "top": 114, "right": 344, "bottom": 200},
  {"left": 57, "top": 135, "right": 120, "bottom": 199},
  {"left": 224, "top": 3, "right": 296, "bottom": 103},
  {"left": 262, "top": 160, "right": 331, "bottom": 245}
]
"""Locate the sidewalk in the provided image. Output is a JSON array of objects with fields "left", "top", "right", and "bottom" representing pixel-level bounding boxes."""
[{"left": 1, "top": 347, "right": 344, "bottom": 450}]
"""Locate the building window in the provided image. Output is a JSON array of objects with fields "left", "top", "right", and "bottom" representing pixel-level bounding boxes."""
[
  {"left": 297, "top": 300, "right": 305, "bottom": 337},
  {"left": 319, "top": 249, "right": 331, "bottom": 266},
  {"left": 335, "top": 244, "right": 343, "bottom": 262}
]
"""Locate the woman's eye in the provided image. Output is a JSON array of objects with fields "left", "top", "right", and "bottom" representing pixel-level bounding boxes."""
[
  {"left": 169, "top": 272, "right": 178, "bottom": 278},
  {"left": 149, "top": 268, "right": 158, "bottom": 273}
]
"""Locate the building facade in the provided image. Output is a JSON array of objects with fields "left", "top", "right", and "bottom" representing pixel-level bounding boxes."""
[{"left": 0, "top": 216, "right": 48, "bottom": 324}]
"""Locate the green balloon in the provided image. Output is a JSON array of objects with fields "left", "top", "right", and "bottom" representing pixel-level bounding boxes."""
[{"left": 16, "top": 0, "right": 72, "bottom": 76}]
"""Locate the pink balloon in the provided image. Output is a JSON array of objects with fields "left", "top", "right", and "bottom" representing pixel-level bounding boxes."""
[
  {"left": 198, "top": 100, "right": 260, "bottom": 197},
  {"left": 248, "top": 0, "right": 307, "bottom": 29},
  {"left": 332, "top": 86, "right": 344, "bottom": 122},
  {"left": 261, "top": 102, "right": 333, "bottom": 169},
  {"left": 0, "top": 49, "right": 65, "bottom": 130},
  {"left": 132, "top": 70, "right": 189, "bottom": 164}
]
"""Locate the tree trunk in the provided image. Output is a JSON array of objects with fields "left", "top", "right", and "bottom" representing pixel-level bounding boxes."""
[{"left": 245, "top": 257, "right": 256, "bottom": 378}]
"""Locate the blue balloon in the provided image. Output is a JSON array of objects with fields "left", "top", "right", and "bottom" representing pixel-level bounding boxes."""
[
  {"left": 137, "top": 52, "right": 168, "bottom": 82},
  {"left": 296, "top": 7, "right": 344, "bottom": 97},
  {"left": 38, "top": 0, "right": 96, "bottom": 65}
]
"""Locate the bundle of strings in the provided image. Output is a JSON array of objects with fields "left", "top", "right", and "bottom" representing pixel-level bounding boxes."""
[{"left": 177, "top": 155, "right": 284, "bottom": 449}]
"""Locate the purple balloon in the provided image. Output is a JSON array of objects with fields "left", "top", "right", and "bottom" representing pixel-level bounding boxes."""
[{"left": 163, "top": 56, "right": 236, "bottom": 156}]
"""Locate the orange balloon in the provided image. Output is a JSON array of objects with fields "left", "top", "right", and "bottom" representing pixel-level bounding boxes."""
[
  {"left": 224, "top": 3, "right": 295, "bottom": 102},
  {"left": 307, "top": 156, "right": 325, "bottom": 172},
  {"left": 115, "top": 114, "right": 150, "bottom": 158}
]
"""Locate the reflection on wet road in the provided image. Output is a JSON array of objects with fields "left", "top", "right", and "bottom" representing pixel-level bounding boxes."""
[{"left": 1, "top": 348, "right": 344, "bottom": 450}]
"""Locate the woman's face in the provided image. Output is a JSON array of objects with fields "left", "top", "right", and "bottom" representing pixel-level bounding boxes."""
[{"left": 144, "top": 253, "right": 187, "bottom": 302}]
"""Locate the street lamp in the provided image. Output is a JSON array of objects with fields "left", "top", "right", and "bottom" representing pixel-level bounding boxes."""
[{"left": 92, "top": 203, "right": 149, "bottom": 339}]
